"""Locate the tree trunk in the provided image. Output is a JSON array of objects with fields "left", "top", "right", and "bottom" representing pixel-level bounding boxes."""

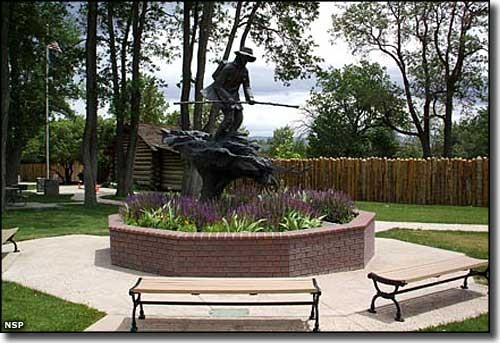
[
  {"left": 193, "top": 2, "right": 214, "bottom": 130},
  {"left": 181, "top": 159, "right": 203, "bottom": 197},
  {"left": 1, "top": 2, "right": 9, "bottom": 211},
  {"left": 180, "top": 2, "right": 193, "bottom": 130},
  {"left": 442, "top": 91, "right": 454, "bottom": 157},
  {"left": 179, "top": 2, "right": 203, "bottom": 196},
  {"left": 5, "top": 143, "right": 21, "bottom": 186},
  {"left": 239, "top": 2, "right": 260, "bottom": 49},
  {"left": 64, "top": 162, "right": 73, "bottom": 185},
  {"left": 122, "top": 1, "right": 147, "bottom": 195},
  {"left": 419, "top": 133, "right": 432, "bottom": 158},
  {"left": 114, "top": 6, "right": 132, "bottom": 197},
  {"left": 83, "top": 0, "right": 98, "bottom": 207}
]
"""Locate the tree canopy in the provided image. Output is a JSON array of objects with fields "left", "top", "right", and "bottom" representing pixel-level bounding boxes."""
[
  {"left": 267, "top": 126, "right": 305, "bottom": 159},
  {"left": 305, "top": 61, "right": 402, "bottom": 158},
  {"left": 332, "top": 1, "right": 488, "bottom": 157}
]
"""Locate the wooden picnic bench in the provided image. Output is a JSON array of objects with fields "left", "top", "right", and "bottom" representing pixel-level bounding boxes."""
[
  {"left": 129, "top": 277, "right": 322, "bottom": 332},
  {"left": 367, "top": 255, "right": 489, "bottom": 322},
  {"left": 2, "top": 228, "right": 20, "bottom": 253}
]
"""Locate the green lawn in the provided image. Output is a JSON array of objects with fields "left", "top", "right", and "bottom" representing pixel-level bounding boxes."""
[
  {"left": 2, "top": 204, "right": 119, "bottom": 241},
  {"left": 376, "top": 229, "right": 488, "bottom": 259},
  {"left": 420, "top": 314, "right": 489, "bottom": 332},
  {"left": 357, "top": 201, "right": 488, "bottom": 224},
  {"left": 2, "top": 281, "right": 105, "bottom": 332}
]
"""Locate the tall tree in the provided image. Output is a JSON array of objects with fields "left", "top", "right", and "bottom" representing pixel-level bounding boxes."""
[
  {"left": 104, "top": 1, "right": 173, "bottom": 196},
  {"left": 193, "top": 2, "right": 214, "bottom": 130},
  {"left": 120, "top": 1, "right": 148, "bottom": 196},
  {"left": 1, "top": 2, "right": 10, "bottom": 212},
  {"left": 430, "top": 2, "right": 488, "bottom": 156},
  {"left": 180, "top": 1, "right": 195, "bottom": 130},
  {"left": 106, "top": 2, "right": 133, "bottom": 197},
  {"left": 333, "top": 2, "right": 487, "bottom": 157},
  {"left": 83, "top": 0, "right": 98, "bottom": 207},
  {"left": 6, "top": 2, "right": 83, "bottom": 185}
]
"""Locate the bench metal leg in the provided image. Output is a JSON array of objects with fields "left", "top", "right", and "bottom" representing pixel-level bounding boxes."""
[
  {"left": 462, "top": 267, "right": 489, "bottom": 290},
  {"left": 391, "top": 298, "right": 404, "bottom": 322},
  {"left": 309, "top": 294, "right": 316, "bottom": 320},
  {"left": 130, "top": 293, "right": 138, "bottom": 332},
  {"left": 7, "top": 237, "right": 19, "bottom": 253},
  {"left": 138, "top": 294, "right": 145, "bottom": 320},
  {"left": 461, "top": 276, "right": 469, "bottom": 289},
  {"left": 367, "top": 278, "right": 404, "bottom": 321},
  {"left": 368, "top": 293, "right": 380, "bottom": 314},
  {"left": 313, "top": 294, "right": 320, "bottom": 332}
]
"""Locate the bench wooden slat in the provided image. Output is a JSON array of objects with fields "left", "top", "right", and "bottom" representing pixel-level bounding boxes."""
[
  {"left": 371, "top": 256, "right": 488, "bottom": 284},
  {"left": 132, "top": 277, "right": 318, "bottom": 295},
  {"left": 2, "top": 228, "right": 19, "bottom": 245}
]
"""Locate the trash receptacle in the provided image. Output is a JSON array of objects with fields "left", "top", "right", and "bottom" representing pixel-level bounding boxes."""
[
  {"left": 36, "top": 178, "right": 46, "bottom": 193},
  {"left": 44, "top": 179, "right": 59, "bottom": 196}
]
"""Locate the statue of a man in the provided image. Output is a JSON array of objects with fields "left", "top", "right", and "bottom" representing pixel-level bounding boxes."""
[{"left": 202, "top": 47, "right": 256, "bottom": 139}]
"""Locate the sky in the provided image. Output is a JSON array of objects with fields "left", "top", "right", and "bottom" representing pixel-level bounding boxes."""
[{"left": 71, "top": 2, "right": 485, "bottom": 137}]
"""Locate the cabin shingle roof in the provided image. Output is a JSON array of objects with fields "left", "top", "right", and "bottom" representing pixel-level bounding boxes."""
[{"left": 137, "top": 123, "right": 178, "bottom": 152}]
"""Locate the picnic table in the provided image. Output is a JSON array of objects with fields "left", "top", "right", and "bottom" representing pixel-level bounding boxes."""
[{"left": 6, "top": 186, "right": 27, "bottom": 206}]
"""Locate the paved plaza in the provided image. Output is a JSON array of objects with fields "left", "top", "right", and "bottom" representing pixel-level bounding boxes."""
[{"left": 1, "top": 235, "right": 488, "bottom": 332}]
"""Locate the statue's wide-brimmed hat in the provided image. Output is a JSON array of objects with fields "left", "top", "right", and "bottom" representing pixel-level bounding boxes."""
[{"left": 235, "top": 47, "right": 256, "bottom": 62}]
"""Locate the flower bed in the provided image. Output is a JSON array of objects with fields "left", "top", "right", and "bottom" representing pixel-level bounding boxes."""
[
  {"left": 109, "top": 212, "right": 375, "bottom": 277},
  {"left": 110, "top": 189, "right": 374, "bottom": 276}
]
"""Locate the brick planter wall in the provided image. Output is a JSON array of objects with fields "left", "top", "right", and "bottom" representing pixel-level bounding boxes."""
[{"left": 109, "top": 211, "right": 375, "bottom": 277}]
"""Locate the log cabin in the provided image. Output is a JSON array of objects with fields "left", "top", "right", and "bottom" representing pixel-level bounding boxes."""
[{"left": 116, "top": 123, "right": 184, "bottom": 191}]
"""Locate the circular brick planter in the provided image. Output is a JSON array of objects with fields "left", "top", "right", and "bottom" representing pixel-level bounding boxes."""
[{"left": 108, "top": 211, "right": 375, "bottom": 277}]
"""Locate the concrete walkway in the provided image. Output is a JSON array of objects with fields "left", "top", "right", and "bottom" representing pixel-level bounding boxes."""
[
  {"left": 376, "top": 221, "right": 488, "bottom": 233},
  {"left": 64, "top": 186, "right": 124, "bottom": 206},
  {"left": 1, "top": 235, "right": 488, "bottom": 332}
]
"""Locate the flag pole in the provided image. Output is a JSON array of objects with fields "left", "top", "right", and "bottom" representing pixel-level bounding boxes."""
[{"left": 45, "top": 23, "right": 50, "bottom": 180}]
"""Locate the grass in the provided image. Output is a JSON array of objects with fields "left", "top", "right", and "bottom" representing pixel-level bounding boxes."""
[
  {"left": 2, "top": 204, "right": 119, "bottom": 241},
  {"left": 356, "top": 201, "right": 488, "bottom": 225},
  {"left": 419, "top": 313, "right": 489, "bottom": 332},
  {"left": 2, "top": 281, "right": 105, "bottom": 332},
  {"left": 376, "top": 229, "right": 488, "bottom": 259}
]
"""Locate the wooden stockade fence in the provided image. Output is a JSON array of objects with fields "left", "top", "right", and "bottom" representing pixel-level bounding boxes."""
[
  {"left": 18, "top": 162, "right": 84, "bottom": 182},
  {"left": 18, "top": 157, "right": 489, "bottom": 206},
  {"left": 235, "top": 157, "right": 489, "bottom": 207}
]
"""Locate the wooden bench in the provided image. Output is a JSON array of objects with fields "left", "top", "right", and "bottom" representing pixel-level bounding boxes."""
[
  {"left": 367, "top": 256, "right": 488, "bottom": 322},
  {"left": 129, "top": 277, "right": 321, "bottom": 332},
  {"left": 2, "top": 228, "right": 20, "bottom": 253}
]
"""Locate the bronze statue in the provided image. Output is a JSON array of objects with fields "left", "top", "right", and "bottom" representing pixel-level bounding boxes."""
[{"left": 202, "top": 47, "right": 256, "bottom": 139}]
